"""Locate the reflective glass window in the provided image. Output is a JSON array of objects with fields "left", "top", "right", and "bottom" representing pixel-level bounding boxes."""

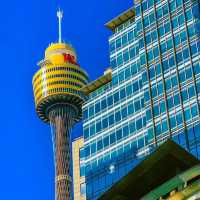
[
  {"left": 129, "top": 121, "right": 136, "bottom": 134},
  {"left": 108, "top": 114, "right": 114, "bottom": 126},
  {"left": 167, "top": 39, "right": 173, "bottom": 50},
  {"left": 109, "top": 41, "right": 115, "bottom": 53},
  {"left": 181, "top": 89, "right": 188, "bottom": 101},
  {"left": 163, "top": 4, "right": 169, "bottom": 15},
  {"left": 191, "top": 43, "right": 197, "bottom": 55},
  {"left": 96, "top": 121, "right": 102, "bottom": 133},
  {"left": 151, "top": 30, "right": 158, "bottom": 41},
  {"left": 128, "top": 103, "right": 134, "bottom": 115},
  {"left": 156, "top": 124, "right": 161, "bottom": 135},
  {"left": 117, "top": 53, "right": 123, "bottom": 66},
  {"left": 155, "top": 64, "right": 161, "bottom": 75},
  {"left": 160, "top": 101, "right": 166, "bottom": 113},
  {"left": 128, "top": 31, "right": 134, "bottom": 41},
  {"left": 83, "top": 109, "right": 88, "bottom": 120},
  {"left": 122, "top": 107, "right": 128, "bottom": 119},
  {"left": 184, "top": 108, "right": 191, "bottom": 121},
  {"left": 135, "top": 100, "right": 141, "bottom": 112},
  {"left": 172, "top": 18, "right": 178, "bottom": 29},
  {"left": 194, "top": 63, "right": 200, "bottom": 75},
  {"left": 114, "top": 92, "right": 119, "bottom": 103},
  {"left": 188, "top": 86, "right": 195, "bottom": 98},
  {"left": 191, "top": 104, "right": 198, "bottom": 118},
  {"left": 123, "top": 50, "right": 130, "bottom": 62},
  {"left": 176, "top": 113, "right": 183, "bottom": 125},
  {"left": 176, "top": 0, "right": 182, "bottom": 7},
  {"left": 119, "top": 70, "right": 124, "bottom": 82},
  {"left": 171, "top": 76, "right": 178, "bottom": 87},
  {"left": 115, "top": 111, "right": 121, "bottom": 122},
  {"left": 169, "top": 56, "right": 175, "bottom": 66},
  {"left": 126, "top": 84, "right": 132, "bottom": 96},
  {"left": 174, "top": 93, "right": 180, "bottom": 106},
  {"left": 157, "top": 8, "right": 162, "bottom": 19},
  {"left": 102, "top": 118, "right": 108, "bottom": 129},
  {"left": 146, "top": 109, "right": 152, "bottom": 121},
  {"left": 95, "top": 102, "right": 100, "bottom": 113},
  {"left": 116, "top": 38, "right": 122, "bottom": 49},
  {"left": 91, "top": 142, "right": 96, "bottom": 154},
  {"left": 97, "top": 139, "right": 103, "bottom": 151},
  {"left": 158, "top": 82, "right": 164, "bottom": 95},
  {"left": 158, "top": 26, "right": 165, "bottom": 36},
  {"left": 122, "top": 34, "right": 128, "bottom": 46},
  {"left": 153, "top": 46, "right": 159, "bottom": 58},
  {"left": 84, "top": 127, "right": 89, "bottom": 139},
  {"left": 144, "top": 90, "right": 150, "bottom": 102},
  {"left": 136, "top": 118, "right": 143, "bottom": 130},
  {"left": 170, "top": 1, "right": 176, "bottom": 12},
  {"left": 186, "top": 9, "right": 192, "bottom": 21},
  {"left": 153, "top": 104, "right": 159, "bottom": 116},
  {"left": 116, "top": 129, "right": 122, "bottom": 141},
  {"left": 164, "top": 22, "right": 170, "bottom": 33},
  {"left": 90, "top": 124, "right": 95, "bottom": 136},
  {"left": 138, "top": 138, "right": 144, "bottom": 148},
  {"left": 110, "top": 132, "right": 116, "bottom": 145},
  {"left": 125, "top": 67, "right": 131, "bottom": 79},
  {"left": 120, "top": 88, "right": 126, "bottom": 99},
  {"left": 178, "top": 14, "right": 185, "bottom": 25},
  {"left": 107, "top": 95, "right": 113, "bottom": 107},
  {"left": 123, "top": 125, "right": 129, "bottom": 138},
  {"left": 85, "top": 146, "right": 90, "bottom": 157},
  {"left": 152, "top": 85, "right": 157, "bottom": 97},
  {"left": 167, "top": 96, "right": 174, "bottom": 109},
  {"left": 170, "top": 116, "right": 176, "bottom": 128},
  {"left": 149, "top": 12, "right": 155, "bottom": 24},
  {"left": 103, "top": 135, "right": 109, "bottom": 148},
  {"left": 180, "top": 31, "right": 187, "bottom": 43},
  {"left": 162, "top": 120, "right": 168, "bottom": 132},
  {"left": 89, "top": 106, "right": 94, "bottom": 117},
  {"left": 101, "top": 98, "right": 107, "bottom": 110}
]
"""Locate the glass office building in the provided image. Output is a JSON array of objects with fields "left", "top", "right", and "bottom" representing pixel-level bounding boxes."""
[{"left": 79, "top": 1, "right": 200, "bottom": 199}]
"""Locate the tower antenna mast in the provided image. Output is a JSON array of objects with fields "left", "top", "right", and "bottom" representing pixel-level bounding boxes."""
[{"left": 57, "top": 9, "right": 63, "bottom": 43}]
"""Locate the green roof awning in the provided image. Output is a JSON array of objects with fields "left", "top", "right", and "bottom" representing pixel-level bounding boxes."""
[
  {"left": 81, "top": 71, "right": 112, "bottom": 95},
  {"left": 105, "top": 7, "right": 135, "bottom": 31}
]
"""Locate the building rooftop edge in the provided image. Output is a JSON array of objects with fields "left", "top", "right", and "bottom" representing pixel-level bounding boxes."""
[
  {"left": 72, "top": 136, "right": 84, "bottom": 142},
  {"left": 105, "top": 7, "right": 135, "bottom": 31}
]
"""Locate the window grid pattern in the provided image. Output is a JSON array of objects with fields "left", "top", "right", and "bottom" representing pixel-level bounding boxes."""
[{"left": 82, "top": 1, "right": 200, "bottom": 199}]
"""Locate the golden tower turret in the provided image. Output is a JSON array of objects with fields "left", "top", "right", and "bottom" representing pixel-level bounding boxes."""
[{"left": 32, "top": 10, "right": 89, "bottom": 200}]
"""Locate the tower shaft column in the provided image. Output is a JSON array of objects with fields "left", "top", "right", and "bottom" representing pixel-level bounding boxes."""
[{"left": 49, "top": 107, "right": 76, "bottom": 200}]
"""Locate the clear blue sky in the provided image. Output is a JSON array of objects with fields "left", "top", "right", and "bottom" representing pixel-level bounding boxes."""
[{"left": 0, "top": 0, "right": 132, "bottom": 199}]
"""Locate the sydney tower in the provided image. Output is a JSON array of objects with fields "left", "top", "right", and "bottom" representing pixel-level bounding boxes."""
[{"left": 32, "top": 10, "right": 89, "bottom": 200}]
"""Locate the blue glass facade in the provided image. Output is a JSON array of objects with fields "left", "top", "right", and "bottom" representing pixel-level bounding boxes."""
[{"left": 80, "top": 1, "right": 200, "bottom": 199}]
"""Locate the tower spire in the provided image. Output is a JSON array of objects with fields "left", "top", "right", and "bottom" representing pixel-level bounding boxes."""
[{"left": 57, "top": 9, "right": 63, "bottom": 43}]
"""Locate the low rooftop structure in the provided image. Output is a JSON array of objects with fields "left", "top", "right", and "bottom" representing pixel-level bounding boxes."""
[
  {"left": 81, "top": 69, "right": 112, "bottom": 95},
  {"left": 99, "top": 140, "right": 200, "bottom": 200}
]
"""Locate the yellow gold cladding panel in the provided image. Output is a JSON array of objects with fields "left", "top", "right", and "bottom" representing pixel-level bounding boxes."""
[
  {"left": 72, "top": 138, "right": 86, "bottom": 200},
  {"left": 45, "top": 43, "right": 75, "bottom": 56},
  {"left": 45, "top": 43, "right": 77, "bottom": 66},
  {"left": 32, "top": 64, "right": 88, "bottom": 107},
  {"left": 34, "top": 87, "right": 82, "bottom": 106},
  {"left": 34, "top": 78, "right": 84, "bottom": 96},
  {"left": 33, "top": 71, "right": 87, "bottom": 88},
  {"left": 32, "top": 64, "right": 88, "bottom": 84}
]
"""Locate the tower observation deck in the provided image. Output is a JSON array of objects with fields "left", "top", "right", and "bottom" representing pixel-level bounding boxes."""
[{"left": 32, "top": 10, "right": 89, "bottom": 200}]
